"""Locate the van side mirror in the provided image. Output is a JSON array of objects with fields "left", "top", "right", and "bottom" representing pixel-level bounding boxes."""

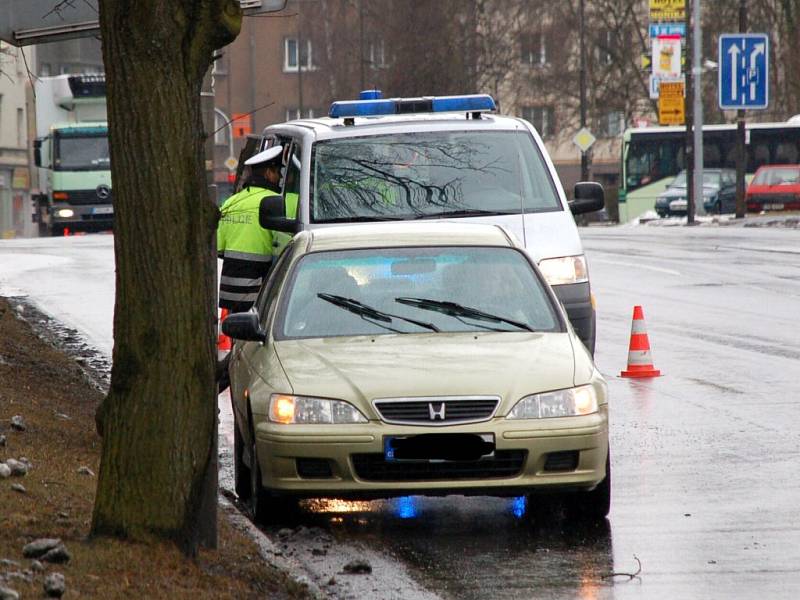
[
  {"left": 569, "top": 182, "right": 605, "bottom": 215},
  {"left": 259, "top": 195, "right": 300, "bottom": 234},
  {"left": 221, "top": 312, "right": 266, "bottom": 342}
]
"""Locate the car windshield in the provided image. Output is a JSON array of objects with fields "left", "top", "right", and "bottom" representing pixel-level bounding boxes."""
[
  {"left": 277, "top": 246, "right": 561, "bottom": 339},
  {"left": 753, "top": 167, "right": 800, "bottom": 185},
  {"left": 669, "top": 171, "right": 725, "bottom": 188},
  {"left": 310, "top": 131, "right": 561, "bottom": 223},
  {"left": 55, "top": 132, "right": 110, "bottom": 171}
]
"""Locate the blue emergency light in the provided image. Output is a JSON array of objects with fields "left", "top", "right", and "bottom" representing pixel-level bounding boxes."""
[{"left": 329, "top": 93, "right": 497, "bottom": 119}]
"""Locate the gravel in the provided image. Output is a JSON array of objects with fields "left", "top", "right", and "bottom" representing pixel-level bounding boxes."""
[{"left": 22, "top": 539, "right": 62, "bottom": 559}]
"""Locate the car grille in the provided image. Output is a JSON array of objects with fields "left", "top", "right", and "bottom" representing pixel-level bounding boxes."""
[
  {"left": 373, "top": 397, "right": 499, "bottom": 426},
  {"left": 351, "top": 450, "right": 526, "bottom": 482},
  {"left": 62, "top": 189, "right": 113, "bottom": 205}
]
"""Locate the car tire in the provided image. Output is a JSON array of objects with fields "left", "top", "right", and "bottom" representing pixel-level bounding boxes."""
[
  {"left": 233, "top": 422, "right": 251, "bottom": 501},
  {"left": 248, "top": 433, "right": 299, "bottom": 525},
  {"left": 563, "top": 452, "right": 611, "bottom": 521},
  {"left": 248, "top": 435, "right": 271, "bottom": 524}
]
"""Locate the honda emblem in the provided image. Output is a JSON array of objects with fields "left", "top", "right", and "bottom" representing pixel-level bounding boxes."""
[{"left": 428, "top": 402, "right": 446, "bottom": 421}]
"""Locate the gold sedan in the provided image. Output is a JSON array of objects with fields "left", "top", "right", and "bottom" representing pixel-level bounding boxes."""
[{"left": 223, "top": 222, "right": 609, "bottom": 523}]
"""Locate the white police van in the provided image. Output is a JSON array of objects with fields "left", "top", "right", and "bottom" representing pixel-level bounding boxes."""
[{"left": 244, "top": 92, "right": 604, "bottom": 353}]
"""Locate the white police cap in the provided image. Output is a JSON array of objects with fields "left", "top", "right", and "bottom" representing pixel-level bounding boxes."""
[{"left": 244, "top": 145, "right": 283, "bottom": 166}]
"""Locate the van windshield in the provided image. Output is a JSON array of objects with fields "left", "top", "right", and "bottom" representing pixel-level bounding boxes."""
[{"left": 310, "top": 130, "right": 561, "bottom": 223}]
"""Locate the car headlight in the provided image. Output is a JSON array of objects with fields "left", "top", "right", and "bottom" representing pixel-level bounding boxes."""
[
  {"left": 537, "top": 255, "right": 588, "bottom": 286},
  {"left": 56, "top": 209, "right": 75, "bottom": 218},
  {"left": 269, "top": 394, "right": 368, "bottom": 424},
  {"left": 507, "top": 385, "right": 598, "bottom": 419}
]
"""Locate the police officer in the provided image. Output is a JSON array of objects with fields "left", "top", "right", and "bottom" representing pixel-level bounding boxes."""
[{"left": 217, "top": 145, "right": 283, "bottom": 314}]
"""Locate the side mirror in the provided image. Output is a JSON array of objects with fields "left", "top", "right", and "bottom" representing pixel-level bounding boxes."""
[
  {"left": 569, "top": 182, "right": 605, "bottom": 215},
  {"left": 259, "top": 195, "right": 300, "bottom": 234},
  {"left": 221, "top": 312, "right": 266, "bottom": 342}
]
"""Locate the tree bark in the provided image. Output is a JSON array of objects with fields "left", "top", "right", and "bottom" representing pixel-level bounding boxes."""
[{"left": 91, "top": 0, "right": 241, "bottom": 556}]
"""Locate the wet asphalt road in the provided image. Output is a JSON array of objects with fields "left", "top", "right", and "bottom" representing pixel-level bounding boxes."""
[
  {"left": 3, "top": 225, "right": 800, "bottom": 598},
  {"left": 264, "top": 226, "right": 800, "bottom": 599}
]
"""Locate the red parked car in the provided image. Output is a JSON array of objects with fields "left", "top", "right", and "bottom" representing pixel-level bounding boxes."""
[{"left": 746, "top": 165, "right": 800, "bottom": 212}]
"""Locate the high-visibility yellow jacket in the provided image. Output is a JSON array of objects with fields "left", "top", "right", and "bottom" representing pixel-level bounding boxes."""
[{"left": 217, "top": 183, "right": 279, "bottom": 312}]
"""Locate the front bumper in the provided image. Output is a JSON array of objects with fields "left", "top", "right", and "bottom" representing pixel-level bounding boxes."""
[
  {"left": 49, "top": 204, "right": 114, "bottom": 231},
  {"left": 253, "top": 406, "right": 608, "bottom": 498}
]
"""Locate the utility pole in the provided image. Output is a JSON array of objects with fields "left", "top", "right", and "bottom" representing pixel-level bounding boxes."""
[
  {"left": 685, "top": 0, "right": 695, "bottom": 224},
  {"left": 735, "top": 0, "right": 748, "bottom": 218},
  {"left": 691, "top": 0, "right": 704, "bottom": 222},
  {"left": 579, "top": 0, "right": 589, "bottom": 181},
  {"left": 359, "top": 0, "right": 365, "bottom": 91}
]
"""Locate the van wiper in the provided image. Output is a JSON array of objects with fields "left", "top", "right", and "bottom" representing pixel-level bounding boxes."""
[
  {"left": 395, "top": 297, "right": 534, "bottom": 332},
  {"left": 318, "top": 293, "right": 439, "bottom": 333},
  {"left": 324, "top": 215, "right": 408, "bottom": 222},
  {"left": 413, "top": 209, "right": 515, "bottom": 219}
]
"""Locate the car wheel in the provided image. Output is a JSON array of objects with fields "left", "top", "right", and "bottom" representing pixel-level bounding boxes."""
[
  {"left": 564, "top": 452, "right": 611, "bottom": 521},
  {"left": 248, "top": 436, "right": 271, "bottom": 524},
  {"left": 233, "top": 422, "right": 251, "bottom": 501},
  {"left": 248, "top": 433, "right": 299, "bottom": 525}
]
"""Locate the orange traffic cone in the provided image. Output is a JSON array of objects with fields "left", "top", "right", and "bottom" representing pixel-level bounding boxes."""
[
  {"left": 217, "top": 308, "right": 232, "bottom": 353},
  {"left": 620, "top": 305, "right": 661, "bottom": 378}
]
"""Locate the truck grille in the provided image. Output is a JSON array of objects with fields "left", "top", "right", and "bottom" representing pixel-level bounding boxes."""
[
  {"left": 351, "top": 450, "right": 526, "bottom": 482},
  {"left": 373, "top": 396, "right": 499, "bottom": 426},
  {"left": 62, "top": 189, "right": 113, "bottom": 205}
]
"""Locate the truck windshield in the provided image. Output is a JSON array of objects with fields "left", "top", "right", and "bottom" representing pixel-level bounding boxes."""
[
  {"left": 54, "top": 133, "right": 110, "bottom": 171},
  {"left": 310, "top": 130, "right": 561, "bottom": 223}
]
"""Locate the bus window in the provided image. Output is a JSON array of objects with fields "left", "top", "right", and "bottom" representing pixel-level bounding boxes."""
[{"left": 775, "top": 142, "right": 799, "bottom": 164}]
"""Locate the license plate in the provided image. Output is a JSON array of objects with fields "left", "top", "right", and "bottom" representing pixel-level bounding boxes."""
[
  {"left": 764, "top": 203, "right": 784, "bottom": 210},
  {"left": 384, "top": 433, "right": 495, "bottom": 462},
  {"left": 92, "top": 206, "right": 114, "bottom": 215}
]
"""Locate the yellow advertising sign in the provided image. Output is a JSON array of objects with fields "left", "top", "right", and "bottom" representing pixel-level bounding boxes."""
[
  {"left": 658, "top": 81, "right": 685, "bottom": 125},
  {"left": 650, "top": 0, "right": 685, "bottom": 22}
]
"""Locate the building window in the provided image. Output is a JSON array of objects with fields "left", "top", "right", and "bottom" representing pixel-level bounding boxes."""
[
  {"left": 520, "top": 32, "right": 547, "bottom": 66},
  {"left": 598, "top": 110, "right": 625, "bottom": 137},
  {"left": 17, "top": 108, "right": 24, "bottom": 147},
  {"left": 214, "top": 112, "right": 229, "bottom": 147},
  {"left": 285, "top": 108, "right": 317, "bottom": 121},
  {"left": 521, "top": 106, "right": 556, "bottom": 138},
  {"left": 595, "top": 29, "right": 614, "bottom": 65},
  {"left": 284, "top": 38, "right": 313, "bottom": 72},
  {"left": 368, "top": 38, "right": 387, "bottom": 68}
]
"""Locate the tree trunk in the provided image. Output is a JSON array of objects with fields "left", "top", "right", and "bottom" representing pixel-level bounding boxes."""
[{"left": 91, "top": 0, "right": 241, "bottom": 556}]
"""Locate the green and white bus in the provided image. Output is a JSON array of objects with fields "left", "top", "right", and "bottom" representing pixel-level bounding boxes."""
[{"left": 619, "top": 119, "right": 800, "bottom": 221}]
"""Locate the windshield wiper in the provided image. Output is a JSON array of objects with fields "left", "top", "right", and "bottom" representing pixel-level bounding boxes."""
[
  {"left": 395, "top": 297, "right": 534, "bottom": 332},
  {"left": 321, "top": 215, "right": 408, "bottom": 223},
  {"left": 412, "top": 209, "right": 516, "bottom": 219},
  {"left": 318, "top": 293, "right": 439, "bottom": 333}
]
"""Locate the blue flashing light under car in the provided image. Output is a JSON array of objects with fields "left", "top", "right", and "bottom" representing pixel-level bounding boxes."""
[{"left": 329, "top": 94, "right": 497, "bottom": 119}]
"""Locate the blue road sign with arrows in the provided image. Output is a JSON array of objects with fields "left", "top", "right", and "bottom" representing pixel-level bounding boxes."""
[{"left": 719, "top": 34, "right": 769, "bottom": 110}]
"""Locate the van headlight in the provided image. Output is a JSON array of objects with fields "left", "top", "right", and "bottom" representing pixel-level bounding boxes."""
[
  {"left": 56, "top": 209, "right": 75, "bottom": 218},
  {"left": 269, "top": 394, "right": 368, "bottom": 424},
  {"left": 507, "top": 385, "right": 598, "bottom": 419},
  {"left": 538, "top": 255, "right": 588, "bottom": 286}
]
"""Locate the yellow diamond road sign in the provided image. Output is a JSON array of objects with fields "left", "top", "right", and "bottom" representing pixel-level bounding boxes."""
[
  {"left": 573, "top": 128, "right": 596, "bottom": 153},
  {"left": 224, "top": 156, "right": 238, "bottom": 171}
]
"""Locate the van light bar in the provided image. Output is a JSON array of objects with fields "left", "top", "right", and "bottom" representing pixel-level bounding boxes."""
[{"left": 329, "top": 94, "right": 496, "bottom": 119}]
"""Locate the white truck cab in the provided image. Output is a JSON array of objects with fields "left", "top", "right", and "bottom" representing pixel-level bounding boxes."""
[{"left": 238, "top": 93, "right": 604, "bottom": 353}]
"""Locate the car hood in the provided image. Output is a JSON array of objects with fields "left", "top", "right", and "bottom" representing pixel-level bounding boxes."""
[{"left": 273, "top": 331, "right": 581, "bottom": 417}]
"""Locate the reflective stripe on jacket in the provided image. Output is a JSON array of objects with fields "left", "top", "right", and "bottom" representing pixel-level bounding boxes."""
[{"left": 218, "top": 185, "right": 278, "bottom": 311}]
